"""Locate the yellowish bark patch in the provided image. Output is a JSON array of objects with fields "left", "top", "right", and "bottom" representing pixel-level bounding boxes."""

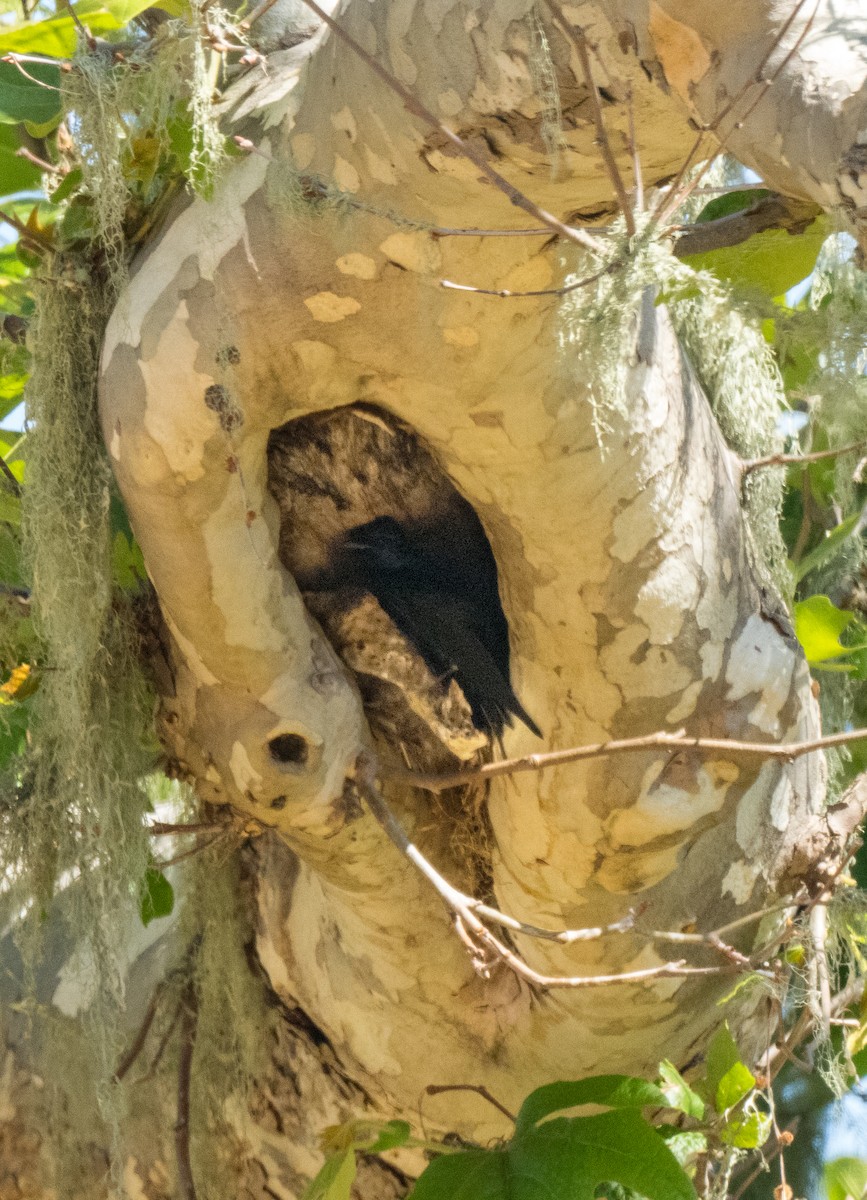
[{"left": 303, "top": 292, "right": 362, "bottom": 322}]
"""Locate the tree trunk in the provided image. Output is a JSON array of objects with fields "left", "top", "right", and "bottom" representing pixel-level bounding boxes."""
[{"left": 86, "top": 0, "right": 867, "bottom": 1189}]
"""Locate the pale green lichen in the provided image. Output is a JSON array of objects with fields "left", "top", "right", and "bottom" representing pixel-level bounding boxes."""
[{"left": 558, "top": 223, "right": 789, "bottom": 593}]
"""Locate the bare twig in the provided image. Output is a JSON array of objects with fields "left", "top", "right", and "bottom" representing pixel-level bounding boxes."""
[
  {"left": 425, "top": 1083, "right": 516, "bottom": 1124},
  {"left": 114, "top": 978, "right": 166, "bottom": 1082},
  {"left": 388, "top": 727, "right": 867, "bottom": 796},
  {"left": 440, "top": 260, "right": 613, "bottom": 299},
  {"left": 296, "top": 0, "right": 602, "bottom": 254},
  {"left": 809, "top": 901, "right": 832, "bottom": 1034},
  {"left": 2, "top": 51, "right": 69, "bottom": 80},
  {"left": 625, "top": 83, "right": 643, "bottom": 214},
  {"left": 238, "top": 0, "right": 281, "bottom": 29},
  {"left": 175, "top": 980, "right": 199, "bottom": 1200},
  {"left": 155, "top": 828, "right": 229, "bottom": 869},
  {"left": 672, "top": 194, "right": 822, "bottom": 259},
  {"left": 148, "top": 820, "right": 228, "bottom": 836},
  {"left": 655, "top": 0, "right": 816, "bottom": 226},
  {"left": 355, "top": 753, "right": 776, "bottom": 990},
  {"left": 742, "top": 441, "right": 867, "bottom": 476},
  {"left": 539, "top": 0, "right": 635, "bottom": 234},
  {"left": 62, "top": 0, "right": 96, "bottom": 50}
]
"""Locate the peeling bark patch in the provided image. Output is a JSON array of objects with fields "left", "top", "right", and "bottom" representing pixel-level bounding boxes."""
[
  {"left": 722, "top": 858, "right": 760, "bottom": 905},
  {"left": 725, "top": 614, "right": 794, "bottom": 735},
  {"left": 647, "top": 4, "right": 711, "bottom": 98},
  {"left": 333, "top": 155, "right": 361, "bottom": 193},
  {"left": 303, "top": 292, "right": 362, "bottom": 322},
  {"left": 140, "top": 303, "right": 220, "bottom": 482},
  {"left": 379, "top": 232, "right": 442, "bottom": 274},
  {"left": 230, "top": 740, "right": 263, "bottom": 793},
  {"left": 443, "top": 326, "right": 479, "bottom": 347},
  {"left": 204, "top": 383, "right": 244, "bottom": 433},
  {"left": 336, "top": 253, "right": 378, "bottom": 280}
]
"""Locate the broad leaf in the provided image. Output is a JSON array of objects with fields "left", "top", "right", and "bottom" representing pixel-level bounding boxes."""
[
  {"left": 302, "top": 1149, "right": 357, "bottom": 1200},
  {"left": 658, "top": 1060, "right": 705, "bottom": 1119},
  {"left": 0, "top": 123, "right": 43, "bottom": 195},
  {"left": 719, "top": 1108, "right": 772, "bottom": 1149},
  {"left": 411, "top": 1110, "right": 695, "bottom": 1200},
  {"left": 515, "top": 1075, "right": 669, "bottom": 1135},
  {"left": 139, "top": 866, "right": 174, "bottom": 926},
  {"left": 795, "top": 594, "right": 864, "bottom": 664},
  {"left": 791, "top": 513, "right": 861, "bottom": 584},
  {"left": 0, "top": 59, "right": 61, "bottom": 126},
  {"left": 825, "top": 1157, "right": 867, "bottom": 1200}
]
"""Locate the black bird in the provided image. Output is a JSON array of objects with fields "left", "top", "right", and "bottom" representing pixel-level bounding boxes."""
[{"left": 333, "top": 515, "right": 541, "bottom": 741}]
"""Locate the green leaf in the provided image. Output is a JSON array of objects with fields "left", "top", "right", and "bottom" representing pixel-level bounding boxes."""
[
  {"left": 0, "top": 0, "right": 160, "bottom": 57},
  {"left": 0, "top": 123, "right": 42, "bottom": 195},
  {"left": 825, "top": 1156, "right": 867, "bottom": 1200},
  {"left": 515, "top": 1076, "right": 669, "bottom": 1135},
  {"left": 694, "top": 189, "right": 772, "bottom": 223},
  {"left": 719, "top": 1108, "right": 772, "bottom": 1150},
  {"left": 657, "top": 1129, "right": 708, "bottom": 1166},
  {"left": 0, "top": 59, "right": 61, "bottom": 126},
  {"left": 703, "top": 1024, "right": 755, "bottom": 1113},
  {"left": 111, "top": 529, "right": 145, "bottom": 590},
  {"left": 683, "top": 213, "right": 828, "bottom": 299},
  {"left": 302, "top": 1149, "right": 357, "bottom": 1200},
  {"left": 366, "top": 1120, "right": 412, "bottom": 1154},
  {"left": 139, "top": 866, "right": 174, "bottom": 926},
  {"left": 411, "top": 1110, "right": 696, "bottom": 1200},
  {"left": 794, "top": 594, "right": 861, "bottom": 664},
  {"left": 658, "top": 1060, "right": 705, "bottom": 1119},
  {"left": 0, "top": 693, "right": 30, "bottom": 768},
  {"left": 791, "top": 513, "right": 861, "bottom": 584},
  {"left": 49, "top": 166, "right": 82, "bottom": 205}
]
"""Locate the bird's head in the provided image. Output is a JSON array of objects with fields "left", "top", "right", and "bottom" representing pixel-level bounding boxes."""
[{"left": 343, "top": 515, "right": 412, "bottom": 574}]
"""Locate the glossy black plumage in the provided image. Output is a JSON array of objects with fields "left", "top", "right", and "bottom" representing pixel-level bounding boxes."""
[{"left": 334, "top": 515, "right": 541, "bottom": 740}]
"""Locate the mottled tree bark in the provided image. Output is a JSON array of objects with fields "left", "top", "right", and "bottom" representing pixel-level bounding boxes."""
[{"left": 83, "top": 0, "right": 867, "bottom": 1191}]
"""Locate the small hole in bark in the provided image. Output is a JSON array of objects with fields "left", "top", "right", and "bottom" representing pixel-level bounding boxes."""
[
  {"left": 270, "top": 794, "right": 288, "bottom": 810},
  {"left": 268, "top": 733, "right": 309, "bottom": 765}
]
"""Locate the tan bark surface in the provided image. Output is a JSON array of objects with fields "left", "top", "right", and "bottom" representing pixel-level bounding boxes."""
[{"left": 92, "top": 0, "right": 865, "bottom": 1178}]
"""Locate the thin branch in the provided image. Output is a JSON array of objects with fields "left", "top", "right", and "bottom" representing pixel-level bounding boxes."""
[
  {"left": 238, "top": 0, "right": 281, "bottom": 30},
  {"left": 655, "top": 0, "right": 815, "bottom": 226},
  {"left": 625, "top": 82, "right": 643, "bottom": 214},
  {"left": 155, "top": 828, "right": 228, "bottom": 869},
  {"left": 425, "top": 1083, "right": 516, "bottom": 1124},
  {"left": 175, "top": 980, "right": 199, "bottom": 1200},
  {"left": 430, "top": 226, "right": 556, "bottom": 239},
  {"left": 114, "top": 978, "right": 166, "bottom": 1082},
  {"left": 539, "top": 0, "right": 635, "bottom": 234},
  {"left": 809, "top": 900, "right": 832, "bottom": 1034},
  {"left": 672, "top": 194, "right": 822, "bottom": 258},
  {"left": 296, "top": 0, "right": 602, "bottom": 254},
  {"left": 439, "top": 260, "right": 613, "bottom": 299},
  {"left": 1, "top": 50, "right": 69, "bottom": 78},
  {"left": 388, "top": 727, "right": 867, "bottom": 796},
  {"left": 742, "top": 441, "right": 867, "bottom": 476},
  {"left": 148, "top": 820, "right": 229, "bottom": 836},
  {"left": 355, "top": 754, "right": 775, "bottom": 990}
]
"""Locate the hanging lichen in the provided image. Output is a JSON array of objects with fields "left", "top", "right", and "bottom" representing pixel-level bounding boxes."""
[
  {"left": 558, "top": 223, "right": 789, "bottom": 592},
  {"left": 0, "top": 15, "right": 237, "bottom": 1194}
]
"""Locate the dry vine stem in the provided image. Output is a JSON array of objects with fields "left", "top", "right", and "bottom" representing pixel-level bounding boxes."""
[{"left": 355, "top": 753, "right": 789, "bottom": 990}]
